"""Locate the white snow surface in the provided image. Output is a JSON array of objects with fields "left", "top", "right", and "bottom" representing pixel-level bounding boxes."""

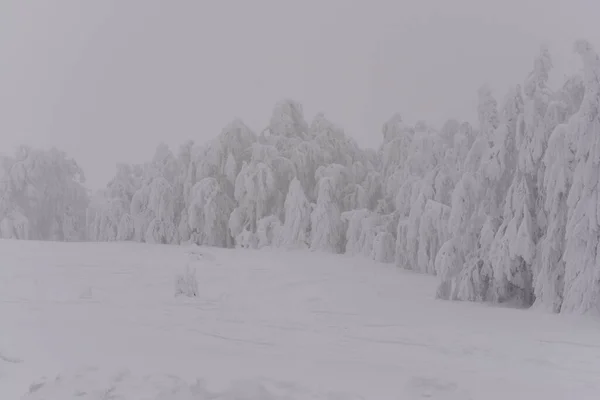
[{"left": 2, "top": 240, "right": 600, "bottom": 399}]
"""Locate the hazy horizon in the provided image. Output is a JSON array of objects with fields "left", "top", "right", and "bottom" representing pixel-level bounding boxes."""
[{"left": 1, "top": 0, "right": 598, "bottom": 190}]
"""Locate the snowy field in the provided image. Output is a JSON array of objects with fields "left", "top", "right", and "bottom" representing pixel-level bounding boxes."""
[{"left": 2, "top": 240, "right": 600, "bottom": 399}]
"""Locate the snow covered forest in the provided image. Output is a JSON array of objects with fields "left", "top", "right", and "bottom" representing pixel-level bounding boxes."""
[{"left": 2, "top": 41, "right": 600, "bottom": 316}]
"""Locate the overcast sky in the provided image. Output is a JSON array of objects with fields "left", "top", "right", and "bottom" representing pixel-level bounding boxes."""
[{"left": 0, "top": 0, "right": 598, "bottom": 189}]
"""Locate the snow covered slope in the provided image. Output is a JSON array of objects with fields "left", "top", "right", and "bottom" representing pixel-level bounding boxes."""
[{"left": 2, "top": 240, "right": 600, "bottom": 399}]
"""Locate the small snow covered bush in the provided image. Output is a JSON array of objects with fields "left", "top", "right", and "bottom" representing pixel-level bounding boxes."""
[{"left": 174, "top": 264, "right": 198, "bottom": 297}]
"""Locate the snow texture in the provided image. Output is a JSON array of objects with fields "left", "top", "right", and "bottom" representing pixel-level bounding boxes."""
[{"left": 2, "top": 240, "right": 600, "bottom": 399}]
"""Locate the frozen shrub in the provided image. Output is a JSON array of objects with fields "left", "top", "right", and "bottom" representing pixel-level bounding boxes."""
[{"left": 174, "top": 264, "right": 198, "bottom": 297}]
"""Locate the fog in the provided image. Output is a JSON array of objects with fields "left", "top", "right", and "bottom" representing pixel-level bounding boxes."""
[{"left": 0, "top": 0, "right": 597, "bottom": 189}]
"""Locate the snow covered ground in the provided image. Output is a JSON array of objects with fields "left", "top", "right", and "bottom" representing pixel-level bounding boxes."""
[{"left": 2, "top": 240, "right": 600, "bottom": 399}]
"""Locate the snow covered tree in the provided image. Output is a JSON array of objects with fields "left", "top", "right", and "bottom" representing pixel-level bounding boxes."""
[
  {"left": 310, "top": 177, "right": 344, "bottom": 253},
  {"left": 532, "top": 74, "right": 585, "bottom": 312},
  {"left": 519, "top": 46, "right": 553, "bottom": 181},
  {"left": 279, "top": 178, "right": 312, "bottom": 248},
  {"left": 188, "top": 177, "right": 234, "bottom": 247},
  {"left": 417, "top": 199, "right": 451, "bottom": 274},
  {"left": 0, "top": 146, "right": 89, "bottom": 241},
  {"left": 561, "top": 40, "right": 600, "bottom": 315},
  {"left": 256, "top": 215, "right": 282, "bottom": 248},
  {"left": 231, "top": 156, "right": 278, "bottom": 239},
  {"left": 269, "top": 99, "right": 309, "bottom": 138},
  {"left": 435, "top": 83, "right": 526, "bottom": 302},
  {"left": 342, "top": 209, "right": 372, "bottom": 256},
  {"left": 100, "top": 162, "right": 144, "bottom": 241},
  {"left": 70, "top": 47, "right": 600, "bottom": 317},
  {"left": 114, "top": 143, "right": 183, "bottom": 244},
  {"left": 372, "top": 231, "right": 396, "bottom": 263},
  {"left": 380, "top": 113, "right": 414, "bottom": 180},
  {"left": 477, "top": 85, "right": 500, "bottom": 143},
  {"left": 144, "top": 177, "right": 178, "bottom": 244},
  {"left": 481, "top": 49, "right": 557, "bottom": 307},
  {"left": 289, "top": 140, "right": 324, "bottom": 200},
  {"left": 533, "top": 120, "right": 572, "bottom": 312},
  {"left": 130, "top": 184, "right": 153, "bottom": 242}
]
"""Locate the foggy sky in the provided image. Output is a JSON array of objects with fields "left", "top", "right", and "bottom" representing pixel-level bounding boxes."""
[{"left": 0, "top": 0, "right": 598, "bottom": 189}]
